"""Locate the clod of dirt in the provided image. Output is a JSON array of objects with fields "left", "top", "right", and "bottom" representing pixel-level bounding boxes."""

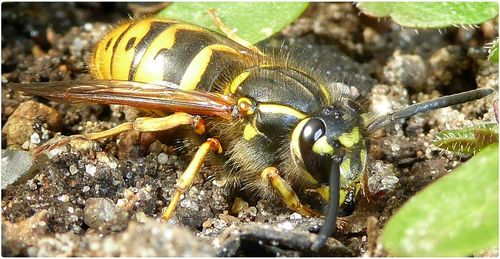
[
  {"left": 32, "top": 219, "right": 214, "bottom": 256},
  {"left": 83, "top": 198, "right": 129, "bottom": 232},
  {"left": 33, "top": 232, "right": 82, "bottom": 257},
  {"left": 88, "top": 219, "right": 215, "bottom": 256},
  {"left": 367, "top": 160, "right": 399, "bottom": 195},
  {"left": 383, "top": 53, "right": 428, "bottom": 92},
  {"left": 2, "top": 210, "right": 49, "bottom": 256},
  {"left": 215, "top": 223, "right": 353, "bottom": 257},
  {"left": 428, "top": 46, "right": 471, "bottom": 89},
  {"left": 2, "top": 100, "right": 61, "bottom": 147},
  {"left": 1, "top": 150, "right": 44, "bottom": 189},
  {"left": 369, "top": 84, "right": 410, "bottom": 123}
]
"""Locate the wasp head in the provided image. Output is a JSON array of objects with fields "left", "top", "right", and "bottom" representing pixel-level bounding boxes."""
[
  {"left": 291, "top": 100, "right": 368, "bottom": 251},
  {"left": 292, "top": 101, "right": 367, "bottom": 184}
]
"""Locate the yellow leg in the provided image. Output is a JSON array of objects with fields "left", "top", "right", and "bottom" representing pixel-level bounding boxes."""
[
  {"left": 161, "top": 138, "right": 223, "bottom": 221},
  {"left": 83, "top": 112, "right": 205, "bottom": 140},
  {"left": 207, "top": 8, "right": 264, "bottom": 55},
  {"left": 261, "top": 167, "right": 320, "bottom": 217},
  {"left": 82, "top": 122, "right": 133, "bottom": 140},
  {"left": 34, "top": 112, "right": 204, "bottom": 155}
]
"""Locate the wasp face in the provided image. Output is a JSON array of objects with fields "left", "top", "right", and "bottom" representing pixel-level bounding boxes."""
[
  {"left": 292, "top": 101, "right": 368, "bottom": 251},
  {"left": 293, "top": 101, "right": 366, "bottom": 184}
]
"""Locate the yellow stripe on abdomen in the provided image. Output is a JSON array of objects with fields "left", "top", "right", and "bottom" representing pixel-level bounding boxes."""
[
  {"left": 179, "top": 44, "right": 240, "bottom": 90},
  {"left": 110, "top": 21, "right": 153, "bottom": 80},
  {"left": 92, "top": 22, "right": 130, "bottom": 79},
  {"left": 134, "top": 24, "right": 203, "bottom": 83}
]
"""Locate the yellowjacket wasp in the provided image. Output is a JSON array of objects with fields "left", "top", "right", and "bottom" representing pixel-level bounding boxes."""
[{"left": 7, "top": 15, "right": 494, "bottom": 251}]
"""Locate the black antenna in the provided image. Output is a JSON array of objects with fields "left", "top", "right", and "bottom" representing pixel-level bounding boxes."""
[
  {"left": 311, "top": 156, "right": 342, "bottom": 251},
  {"left": 367, "top": 88, "right": 494, "bottom": 134}
]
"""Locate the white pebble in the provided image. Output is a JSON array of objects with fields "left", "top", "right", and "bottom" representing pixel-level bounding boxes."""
[
  {"left": 157, "top": 153, "right": 169, "bottom": 165},
  {"left": 82, "top": 186, "right": 90, "bottom": 192},
  {"left": 277, "top": 221, "right": 294, "bottom": 230},
  {"left": 289, "top": 212, "right": 302, "bottom": 220},
  {"left": 180, "top": 198, "right": 199, "bottom": 211},
  {"left": 84, "top": 23, "right": 93, "bottom": 31},
  {"left": 30, "top": 133, "right": 41, "bottom": 144},
  {"left": 69, "top": 164, "right": 78, "bottom": 175},
  {"left": 21, "top": 141, "right": 30, "bottom": 150},
  {"left": 85, "top": 164, "right": 96, "bottom": 177},
  {"left": 58, "top": 195, "right": 69, "bottom": 203},
  {"left": 108, "top": 162, "right": 117, "bottom": 169},
  {"left": 67, "top": 207, "right": 74, "bottom": 213}
]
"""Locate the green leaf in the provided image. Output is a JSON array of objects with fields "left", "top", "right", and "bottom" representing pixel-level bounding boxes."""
[
  {"left": 357, "top": 2, "right": 499, "bottom": 28},
  {"left": 382, "top": 143, "right": 499, "bottom": 256},
  {"left": 488, "top": 39, "right": 499, "bottom": 63},
  {"left": 434, "top": 123, "right": 499, "bottom": 155},
  {"left": 157, "top": 2, "right": 309, "bottom": 44}
]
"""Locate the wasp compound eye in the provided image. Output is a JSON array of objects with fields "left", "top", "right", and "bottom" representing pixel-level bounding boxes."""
[
  {"left": 300, "top": 118, "right": 326, "bottom": 147},
  {"left": 299, "top": 118, "right": 332, "bottom": 184}
]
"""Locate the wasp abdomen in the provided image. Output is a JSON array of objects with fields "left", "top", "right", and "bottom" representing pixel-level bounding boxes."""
[{"left": 92, "top": 18, "right": 250, "bottom": 91}]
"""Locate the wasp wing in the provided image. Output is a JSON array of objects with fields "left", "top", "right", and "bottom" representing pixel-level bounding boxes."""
[{"left": 7, "top": 80, "right": 236, "bottom": 120}]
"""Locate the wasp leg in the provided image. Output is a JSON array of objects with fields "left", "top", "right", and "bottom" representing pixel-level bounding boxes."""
[
  {"left": 261, "top": 167, "right": 320, "bottom": 217},
  {"left": 207, "top": 8, "right": 264, "bottom": 55},
  {"left": 161, "top": 138, "right": 223, "bottom": 221},
  {"left": 33, "top": 112, "right": 204, "bottom": 155},
  {"left": 82, "top": 112, "right": 205, "bottom": 140}
]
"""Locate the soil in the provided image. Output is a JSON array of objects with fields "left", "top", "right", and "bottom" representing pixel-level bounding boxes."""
[{"left": 1, "top": 2, "right": 498, "bottom": 257}]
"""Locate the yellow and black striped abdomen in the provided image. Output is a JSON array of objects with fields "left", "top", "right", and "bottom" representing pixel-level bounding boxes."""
[{"left": 91, "top": 18, "right": 253, "bottom": 91}]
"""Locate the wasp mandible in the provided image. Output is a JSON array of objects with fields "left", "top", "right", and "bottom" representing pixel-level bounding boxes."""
[{"left": 7, "top": 13, "right": 494, "bottom": 251}]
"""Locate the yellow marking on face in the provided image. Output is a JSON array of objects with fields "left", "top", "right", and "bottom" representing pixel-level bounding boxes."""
[
  {"left": 338, "top": 127, "right": 360, "bottom": 148},
  {"left": 309, "top": 185, "right": 348, "bottom": 205},
  {"left": 360, "top": 148, "right": 367, "bottom": 170},
  {"left": 226, "top": 71, "right": 250, "bottom": 95},
  {"left": 339, "top": 189, "right": 348, "bottom": 205},
  {"left": 258, "top": 104, "right": 307, "bottom": 119},
  {"left": 92, "top": 22, "right": 130, "bottom": 79},
  {"left": 179, "top": 44, "right": 240, "bottom": 90},
  {"left": 289, "top": 118, "right": 320, "bottom": 184},
  {"left": 317, "top": 185, "right": 329, "bottom": 201},
  {"left": 290, "top": 119, "right": 308, "bottom": 165},
  {"left": 312, "top": 136, "right": 334, "bottom": 155},
  {"left": 340, "top": 157, "right": 350, "bottom": 174},
  {"left": 243, "top": 124, "right": 258, "bottom": 141},
  {"left": 134, "top": 24, "right": 202, "bottom": 83}
]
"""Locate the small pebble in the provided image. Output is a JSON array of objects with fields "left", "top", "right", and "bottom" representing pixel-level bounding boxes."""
[
  {"left": 277, "top": 221, "right": 294, "bottom": 230},
  {"left": 30, "top": 133, "right": 41, "bottom": 144},
  {"left": 157, "top": 153, "right": 169, "bottom": 165},
  {"left": 69, "top": 164, "right": 78, "bottom": 175},
  {"left": 85, "top": 164, "right": 96, "bottom": 177},
  {"left": 58, "top": 195, "right": 70, "bottom": 203},
  {"left": 83, "top": 22, "right": 93, "bottom": 31},
  {"left": 83, "top": 198, "right": 129, "bottom": 232}
]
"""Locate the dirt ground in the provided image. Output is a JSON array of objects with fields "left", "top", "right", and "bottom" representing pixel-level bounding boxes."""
[{"left": 1, "top": 3, "right": 498, "bottom": 257}]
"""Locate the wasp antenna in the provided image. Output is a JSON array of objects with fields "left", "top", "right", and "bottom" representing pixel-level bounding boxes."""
[
  {"left": 367, "top": 88, "right": 494, "bottom": 134},
  {"left": 311, "top": 157, "right": 342, "bottom": 252}
]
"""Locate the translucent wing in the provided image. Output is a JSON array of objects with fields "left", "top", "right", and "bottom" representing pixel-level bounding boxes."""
[{"left": 7, "top": 80, "right": 236, "bottom": 120}]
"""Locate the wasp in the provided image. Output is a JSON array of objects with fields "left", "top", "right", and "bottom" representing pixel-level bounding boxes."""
[{"left": 7, "top": 15, "right": 494, "bottom": 251}]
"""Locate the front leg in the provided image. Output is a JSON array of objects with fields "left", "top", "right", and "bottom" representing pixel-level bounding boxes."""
[{"left": 261, "top": 167, "right": 320, "bottom": 217}]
